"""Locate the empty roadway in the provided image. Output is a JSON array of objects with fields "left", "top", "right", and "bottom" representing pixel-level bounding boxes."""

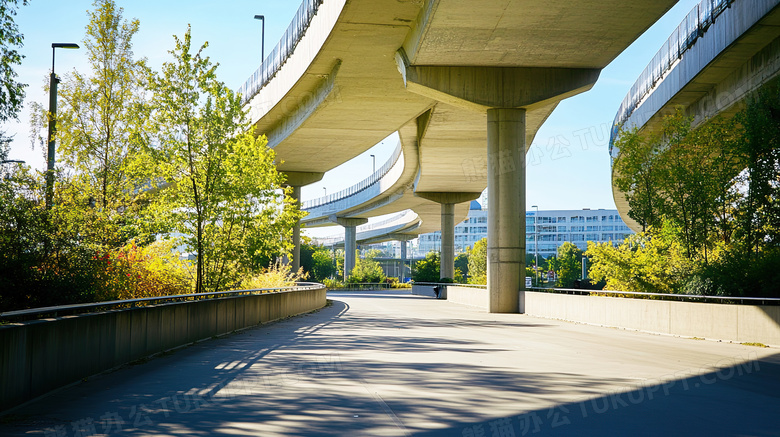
[{"left": 2, "top": 289, "right": 778, "bottom": 436}]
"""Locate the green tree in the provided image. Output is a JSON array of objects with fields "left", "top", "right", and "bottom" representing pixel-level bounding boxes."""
[
  {"left": 413, "top": 251, "right": 440, "bottom": 282},
  {"left": 55, "top": 0, "right": 147, "bottom": 212},
  {"left": 0, "top": 0, "right": 28, "bottom": 123},
  {"left": 612, "top": 126, "right": 663, "bottom": 231},
  {"left": 556, "top": 242, "right": 583, "bottom": 288},
  {"left": 348, "top": 250, "right": 385, "bottom": 283},
  {"left": 0, "top": 166, "right": 107, "bottom": 311},
  {"left": 467, "top": 238, "right": 487, "bottom": 284},
  {"left": 455, "top": 252, "right": 469, "bottom": 282},
  {"left": 140, "top": 27, "right": 300, "bottom": 293},
  {"left": 300, "top": 240, "right": 335, "bottom": 281},
  {"left": 586, "top": 223, "right": 693, "bottom": 293},
  {"left": 311, "top": 248, "right": 335, "bottom": 281},
  {"left": 735, "top": 83, "right": 780, "bottom": 253}
]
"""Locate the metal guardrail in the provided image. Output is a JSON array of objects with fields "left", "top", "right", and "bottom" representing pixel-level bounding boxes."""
[
  {"left": 312, "top": 209, "right": 416, "bottom": 245},
  {"left": 0, "top": 282, "right": 325, "bottom": 322},
  {"left": 408, "top": 283, "right": 780, "bottom": 305},
  {"left": 358, "top": 210, "right": 415, "bottom": 232},
  {"left": 302, "top": 142, "right": 404, "bottom": 210},
  {"left": 238, "top": 0, "right": 325, "bottom": 105},
  {"left": 527, "top": 287, "right": 780, "bottom": 305},
  {"left": 329, "top": 282, "right": 395, "bottom": 291},
  {"left": 413, "top": 282, "right": 487, "bottom": 289},
  {"left": 609, "top": 0, "right": 735, "bottom": 150}
]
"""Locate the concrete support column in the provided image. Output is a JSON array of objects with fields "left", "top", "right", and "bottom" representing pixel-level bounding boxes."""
[
  {"left": 283, "top": 171, "right": 324, "bottom": 272},
  {"left": 344, "top": 225, "right": 357, "bottom": 279},
  {"left": 291, "top": 186, "right": 302, "bottom": 272},
  {"left": 440, "top": 203, "right": 455, "bottom": 280},
  {"left": 400, "top": 239, "right": 407, "bottom": 282},
  {"left": 330, "top": 216, "right": 368, "bottom": 280},
  {"left": 487, "top": 108, "right": 526, "bottom": 313}
]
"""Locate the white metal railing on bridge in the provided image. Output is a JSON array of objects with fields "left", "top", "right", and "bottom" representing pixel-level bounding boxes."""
[
  {"left": 238, "top": 0, "right": 324, "bottom": 105},
  {"left": 311, "top": 210, "right": 416, "bottom": 245},
  {"left": 609, "top": 0, "right": 735, "bottom": 150},
  {"left": 301, "top": 141, "right": 403, "bottom": 210},
  {"left": 357, "top": 210, "right": 416, "bottom": 232}
]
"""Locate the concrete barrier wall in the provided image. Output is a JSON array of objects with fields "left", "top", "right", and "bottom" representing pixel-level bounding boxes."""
[
  {"left": 446, "top": 285, "right": 488, "bottom": 309},
  {"left": 0, "top": 287, "right": 326, "bottom": 412},
  {"left": 433, "top": 287, "right": 780, "bottom": 346},
  {"left": 411, "top": 284, "right": 441, "bottom": 298},
  {"left": 524, "top": 292, "right": 780, "bottom": 347}
]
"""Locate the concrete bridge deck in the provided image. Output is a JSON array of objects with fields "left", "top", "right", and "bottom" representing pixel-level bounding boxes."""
[{"left": 2, "top": 289, "right": 778, "bottom": 436}]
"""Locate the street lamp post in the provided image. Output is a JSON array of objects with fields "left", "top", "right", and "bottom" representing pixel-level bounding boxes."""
[
  {"left": 532, "top": 205, "right": 539, "bottom": 286},
  {"left": 46, "top": 42, "right": 79, "bottom": 209},
  {"left": 323, "top": 186, "right": 327, "bottom": 197},
  {"left": 370, "top": 154, "right": 376, "bottom": 173},
  {"left": 254, "top": 15, "right": 265, "bottom": 62}
]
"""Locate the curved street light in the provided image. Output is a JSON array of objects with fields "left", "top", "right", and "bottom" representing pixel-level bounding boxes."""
[
  {"left": 46, "top": 42, "right": 79, "bottom": 209},
  {"left": 254, "top": 15, "right": 265, "bottom": 62}
]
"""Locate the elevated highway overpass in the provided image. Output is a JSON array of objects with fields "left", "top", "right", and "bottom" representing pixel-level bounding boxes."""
[
  {"left": 610, "top": 0, "right": 780, "bottom": 230},
  {"left": 298, "top": 140, "right": 470, "bottom": 275},
  {"left": 241, "top": 0, "right": 678, "bottom": 312}
]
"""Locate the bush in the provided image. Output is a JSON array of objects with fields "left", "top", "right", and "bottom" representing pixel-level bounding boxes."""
[
  {"left": 347, "top": 253, "right": 386, "bottom": 283},
  {"left": 413, "top": 251, "right": 440, "bottom": 282},
  {"left": 685, "top": 248, "right": 780, "bottom": 297},
  {"left": 322, "top": 278, "right": 345, "bottom": 289},
  {"left": 468, "top": 239, "right": 487, "bottom": 284},
  {"left": 92, "top": 239, "right": 193, "bottom": 301},
  {"left": 241, "top": 259, "right": 308, "bottom": 289}
]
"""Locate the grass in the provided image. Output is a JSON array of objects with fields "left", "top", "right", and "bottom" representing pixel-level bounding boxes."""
[{"left": 741, "top": 342, "right": 769, "bottom": 348}]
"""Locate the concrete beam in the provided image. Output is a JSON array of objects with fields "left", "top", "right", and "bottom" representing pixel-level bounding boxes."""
[
  {"left": 396, "top": 50, "right": 600, "bottom": 112},
  {"left": 414, "top": 192, "right": 481, "bottom": 204},
  {"left": 329, "top": 216, "right": 369, "bottom": 228},
  {"left": 284, "top": 171, "right": 325, "bottom": 187}
]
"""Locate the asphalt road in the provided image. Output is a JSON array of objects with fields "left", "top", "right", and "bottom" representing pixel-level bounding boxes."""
[{"left": 2, "top": 289, "right": 779, "bottom": 436}]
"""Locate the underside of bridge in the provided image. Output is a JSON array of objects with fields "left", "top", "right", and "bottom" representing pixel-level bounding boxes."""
[
  {"left": 246, "top": 0, "right": 677, "bottom": 312},
  {"left": 611, "top": 0, "right": 780, "bottom": 233}
]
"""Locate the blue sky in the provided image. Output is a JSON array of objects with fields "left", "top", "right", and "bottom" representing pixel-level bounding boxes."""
[{"left": 6, "top": 0, "right": 700, "bottom": 234}]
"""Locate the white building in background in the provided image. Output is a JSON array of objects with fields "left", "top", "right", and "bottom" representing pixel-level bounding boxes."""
[{"left": 417, "top": 202, "right": 634, "bottom": 258}]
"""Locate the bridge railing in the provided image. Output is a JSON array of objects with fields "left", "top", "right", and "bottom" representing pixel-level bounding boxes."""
[
  {"left": 357, "top": 210, "right": 416, "bottom": 232},
  {"left": 302, "top": 141, "right": 404, "bottom": 210},
  {"left": 238, "top": 0, "right": 324, "bottom": 105},
  {"left": 0, "top": 283, "right": 326, "bottom": 412},
  {"left": 0, "top": 282, "right": 324, "bottom": 322},
  {"left": 311, "top": 210, "right": 416, "bottom": 245},
  {"left": 409, "top": 282, "right": 780, "bottom": 306},
  {"left": 610, "top": 0, "right": 735, "bottom": 149},
  {"left": 528, "top": 286, "right": 780, "bottom": 305}
]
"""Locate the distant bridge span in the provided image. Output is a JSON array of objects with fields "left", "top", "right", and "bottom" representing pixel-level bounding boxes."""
[{"left": 241, "top": 0, "right": 677, "bottom": 312}]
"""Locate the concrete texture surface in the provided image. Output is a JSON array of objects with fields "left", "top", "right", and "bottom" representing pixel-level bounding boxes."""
[
  {"left": 612, "top": 1, "right": 780, "bottom": 231},
  {"left": 1, "top": 289, "right": 778, "bottom": 436},
  {"left": 245, "top": 0, "right": 675, "bottom": 242}
]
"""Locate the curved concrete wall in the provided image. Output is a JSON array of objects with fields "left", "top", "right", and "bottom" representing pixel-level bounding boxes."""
[
  {"left": 0, "top": 288, "right": 326, "bottom": 412},
  {"left": 440, "top": 287, "right": 780, "bottom": 346},
  {"left": 526, "top": 292, "right": 780, "bottom": 347}
]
